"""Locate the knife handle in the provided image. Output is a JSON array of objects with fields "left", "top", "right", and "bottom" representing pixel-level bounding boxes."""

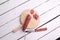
[{"left": 35, "top": 28, "right": 47, "bottom": 32}]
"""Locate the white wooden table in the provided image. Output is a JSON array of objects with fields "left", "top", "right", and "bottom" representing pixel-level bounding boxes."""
[{"left": 0, "top": 0, "right": 60, "bottom": 40}]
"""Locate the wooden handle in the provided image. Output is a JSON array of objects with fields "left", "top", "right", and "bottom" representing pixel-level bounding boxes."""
[
  {"left": 35, "top": 28, "right": 47, "bottom": 32},
  {"left": 22, "top": 15, "right": 31, "bottom": 32}
]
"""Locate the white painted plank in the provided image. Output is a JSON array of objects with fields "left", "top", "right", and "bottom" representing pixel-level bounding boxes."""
[
  {"left": 35, "top": 0, "right": 60, "bottom": 15},
  {"left": 0, "top": 0, "right": 8, "bottom": 4},
  {"left": 39, "top": 26, "right": 60, "bottom": 40},
  {"left": 0, "top": 0, "right": 28, "bottom": 15}
]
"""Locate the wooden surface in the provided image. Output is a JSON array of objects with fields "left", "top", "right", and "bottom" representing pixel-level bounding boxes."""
[{"left": 0, "top": 0, "right": 60, "bottom": 40}]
